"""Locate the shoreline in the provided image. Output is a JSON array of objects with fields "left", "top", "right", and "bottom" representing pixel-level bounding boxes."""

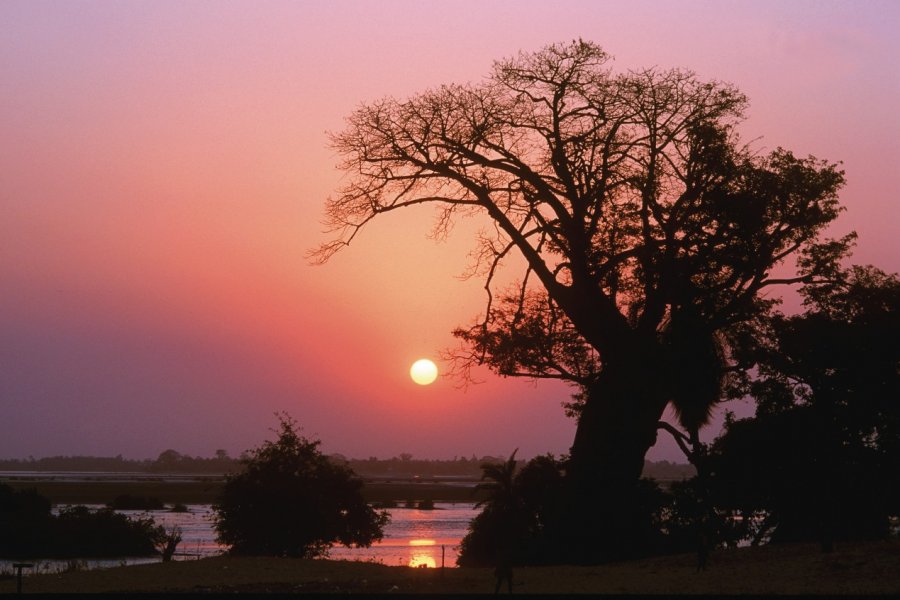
[
  {"left": 1, "top": 540, "right": 897, "bottom": 594},
  {"left": 1, "top": 476, "right": 490, "bottom": 505}
]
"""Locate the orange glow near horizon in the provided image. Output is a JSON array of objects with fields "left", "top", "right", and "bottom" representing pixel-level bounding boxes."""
[{"left": 1, "top": 1, "right": 897, "bottom": 462}]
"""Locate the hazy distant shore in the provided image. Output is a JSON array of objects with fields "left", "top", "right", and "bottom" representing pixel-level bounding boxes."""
[
  {"left": 1, "top": 469, "right": 693, "bottom": 505},
  {"left": 0, "top": 458, "right": 694, "bottom": 505},
  {"left": 0, "top": 473, "right": 491, "bottom": 505}
]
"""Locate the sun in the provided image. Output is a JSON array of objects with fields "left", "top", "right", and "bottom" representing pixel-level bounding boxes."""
[{"left": 410, "top": 359, "right": 438, "bottom": 385}]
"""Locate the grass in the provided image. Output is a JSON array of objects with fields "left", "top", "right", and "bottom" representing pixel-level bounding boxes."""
[{"left": 2, "top": 540, "right": 897, "bottom": 594}]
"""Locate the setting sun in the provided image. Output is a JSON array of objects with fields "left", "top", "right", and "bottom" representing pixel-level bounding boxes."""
[{"left": 410, "top": 359, "right": 438, "bottom": 385}]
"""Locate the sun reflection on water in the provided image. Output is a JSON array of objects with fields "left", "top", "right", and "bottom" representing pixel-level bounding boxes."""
[
  {"left": 408, "top": 553, "right": 438, "bottom": 568},
  {"left": 408, "top": 538, "right": 439, "bottom": 568},
  {"left": 324, "top": 503, "right": 476, "bottom": 566}
]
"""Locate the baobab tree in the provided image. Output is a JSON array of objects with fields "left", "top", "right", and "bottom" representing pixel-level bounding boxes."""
[{"left": 314, "top": 40, "right": 849, "bottom": 560}]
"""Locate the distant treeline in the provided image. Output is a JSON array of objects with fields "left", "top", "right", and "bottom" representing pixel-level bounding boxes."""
[
  {"left": 336, "top": 454, "right": 694, "bottom": 481},
  {"left": 0, "top": 450, "right": 695, "bottom": 480},
  {"left": 0, "top": 449, "right": 239, "bottom": 474}
]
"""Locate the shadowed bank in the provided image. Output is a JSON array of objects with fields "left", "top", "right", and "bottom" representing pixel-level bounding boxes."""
[{"left": 1, "top": 541, "right": 897, "bottom": 594}]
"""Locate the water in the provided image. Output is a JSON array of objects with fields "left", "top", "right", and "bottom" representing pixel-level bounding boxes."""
[
  {"left": 0, "top": 502, "right": 477, "bottom": 575},
  {"left": 328, "top": 503, "right": 476, "bottom": 567}
]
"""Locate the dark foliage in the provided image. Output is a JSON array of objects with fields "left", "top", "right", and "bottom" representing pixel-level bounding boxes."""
[
  {"left": 0, "top": 483, "right": 165, "bottom": 558},
  {"left": 709, "top": 266, "right": 899, "bottom": 547},
  {"left": 563, "top": 477, "right": 673, "bottom": 563},
  {"left": 0, "top": 484, "right": 52, "bottom": 558},
  {"left": 213, "top": 414, "right": 388, "bottom": 558},
  {"left": 659, "top": 477, "right": 743, "bottom": 553},
  {"left": 316, "top": 40, "right": 851, "bottom": 562},
  {"left": 708, "top": 409, "right": 892, "bottom": 546},
  {"left": 458, "top": 452, "right": 554, "bottom": 567},
  {"left": 457, "top": 453, "right": 693, "bottom": 566},
  {"left": 50, "top": 506, "right": 163, "bottom": 557}
]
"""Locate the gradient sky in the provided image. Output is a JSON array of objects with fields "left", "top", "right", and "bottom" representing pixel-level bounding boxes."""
[{"left": 2, "top": 0, "right": 898, "bottom": 462}]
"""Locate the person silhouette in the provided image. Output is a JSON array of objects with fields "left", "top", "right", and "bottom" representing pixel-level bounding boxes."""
[
  {"left": 696, "top": 528, "right": 709, "bottom": 572},
  {"left": 494, "top": 557, "right": 513, "bottom": 594}
]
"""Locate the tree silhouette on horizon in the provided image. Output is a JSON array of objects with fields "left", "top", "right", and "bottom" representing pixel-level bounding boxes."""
[{"left": 315, "top": 40, "right": 852, "bottom": 561}]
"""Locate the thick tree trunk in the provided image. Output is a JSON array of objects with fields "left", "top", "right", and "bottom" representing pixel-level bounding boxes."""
[{"left": 558, "top": 354, "right": 671, "bottom": 563}]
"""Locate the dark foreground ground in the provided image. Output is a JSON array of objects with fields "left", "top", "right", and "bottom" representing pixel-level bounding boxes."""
[{"left": 2, "top": 540, "right": 898, "bottom": 595}]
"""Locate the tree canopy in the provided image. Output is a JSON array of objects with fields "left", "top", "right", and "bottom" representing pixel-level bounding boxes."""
[
  {"left": 706, "top": 265, "right": 900, "bottom": 547},
  {"left": 317, "top": 39, "right": 847, "bottom": 436},
  {"left": 316, "top": 40, "right": 852, "bottom": 561},
  {"left": 213, "top": 415, "right": 388, "bottom": 558}
]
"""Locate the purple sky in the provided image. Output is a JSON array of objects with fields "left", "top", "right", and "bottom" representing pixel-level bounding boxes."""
[{"left": 1, "top": 0, "right": 898, "bottom": 461}]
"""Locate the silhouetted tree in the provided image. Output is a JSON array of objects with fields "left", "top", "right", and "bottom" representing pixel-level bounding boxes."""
[
  {"left": 459, "top": 453, "right": 594, "bottom": 566},
  {"left": 458, "top": 451, "right": 533, "bottom": 567},
  {"left": 158, "top": 525, "right": 182, "bottom": 562},
  {"left": 736, "top": 265, "right": 899, "bottom": 464},
  {"left": 475, "top": 450, "right": 521, "bottom": 512},
  {"left": 661, "top": 477, "right": 741, "bottom": 553},
  {"left": 707, "top": 408, "right": 891, "bottom": 548},
  {"left": 0, "top": 484, "right": 166, "bottom": 558},
  {"left": 0, "top": 484, "right": 52, "bottom": 557},
  {"left": 315, "top": 40, "right": 850, "bottom": 560},
  {"left": 711, "top": 265, "right": 900, "bottom": 548},
  {"left": 51, "top": 506, "right": 164, "bottom": 558},
  {"left": 213, "top": 414, "right": 388, "bottom": 557}
]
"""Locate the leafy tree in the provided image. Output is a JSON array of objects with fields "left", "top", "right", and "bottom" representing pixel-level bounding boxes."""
[
  {"left": 709, "top": 265, "right": 899, "bottom": 548},
  {"left": 315, "top": 40, "right": 849, "bottom": 560},
  {"left": 213, "top": 414, "right": 388, "bottom": 557},
  {"left": 707, "top": 408, "right": 891, "bottom": 548},
  {"left": 736, "top": 265, "right": 899, "bottom": 459}
]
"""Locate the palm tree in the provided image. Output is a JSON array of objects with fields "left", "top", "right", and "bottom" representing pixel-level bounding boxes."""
[{"left": 475, "top": 449, "right": 520, "bottom": 512}]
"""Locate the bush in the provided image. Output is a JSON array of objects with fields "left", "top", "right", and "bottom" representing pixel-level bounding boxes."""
[
  {"left": 707, "top": 409, "right": 894, "bottom": 546},
  {"left": 0, "top": 484, "right": 53, "bottom": 557},
  {"left": 51, "top": 506, "right": 164, "bottom": 557},
  {"left": 457, "top": 453, "right": 566, "bottom": 567},
  {"left": 0, "top": 484, "right": 165, "bottom": 558},
  {"left": 213, "top": 414, "right": 388, "bottom": 557}
]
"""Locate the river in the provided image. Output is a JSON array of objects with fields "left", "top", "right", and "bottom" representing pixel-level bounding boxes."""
[{"left": 0, "top": 502, "right": 478, "bottom": 576}]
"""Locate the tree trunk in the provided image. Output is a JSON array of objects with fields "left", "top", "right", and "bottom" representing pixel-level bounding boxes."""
[{"left": 558, "top": 354, "right": 671, "bottom": 563}]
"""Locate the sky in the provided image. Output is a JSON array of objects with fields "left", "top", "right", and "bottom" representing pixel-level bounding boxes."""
[{"left": 2, "top": 0, "right": 898, "bottom": 462}]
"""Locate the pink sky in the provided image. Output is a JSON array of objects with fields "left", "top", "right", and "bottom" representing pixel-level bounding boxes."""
[{"left": 1, "top": 0, "right": 898, "bottom": 461}]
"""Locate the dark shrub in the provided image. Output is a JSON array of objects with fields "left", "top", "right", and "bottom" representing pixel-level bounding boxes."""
[
  {"left": 213, "top": 414, "right": 388, "bottom": 557},
  {"left": 1, "top": 484, "right": 165, "bottom": 558}
]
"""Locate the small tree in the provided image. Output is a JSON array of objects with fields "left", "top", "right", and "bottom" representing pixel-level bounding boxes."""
[
  {"left": 458, "top": 452, "right": 570, "bottom": 566},
  {"left": 213, "top": 414, "right": 388, "bottom": 557}
]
